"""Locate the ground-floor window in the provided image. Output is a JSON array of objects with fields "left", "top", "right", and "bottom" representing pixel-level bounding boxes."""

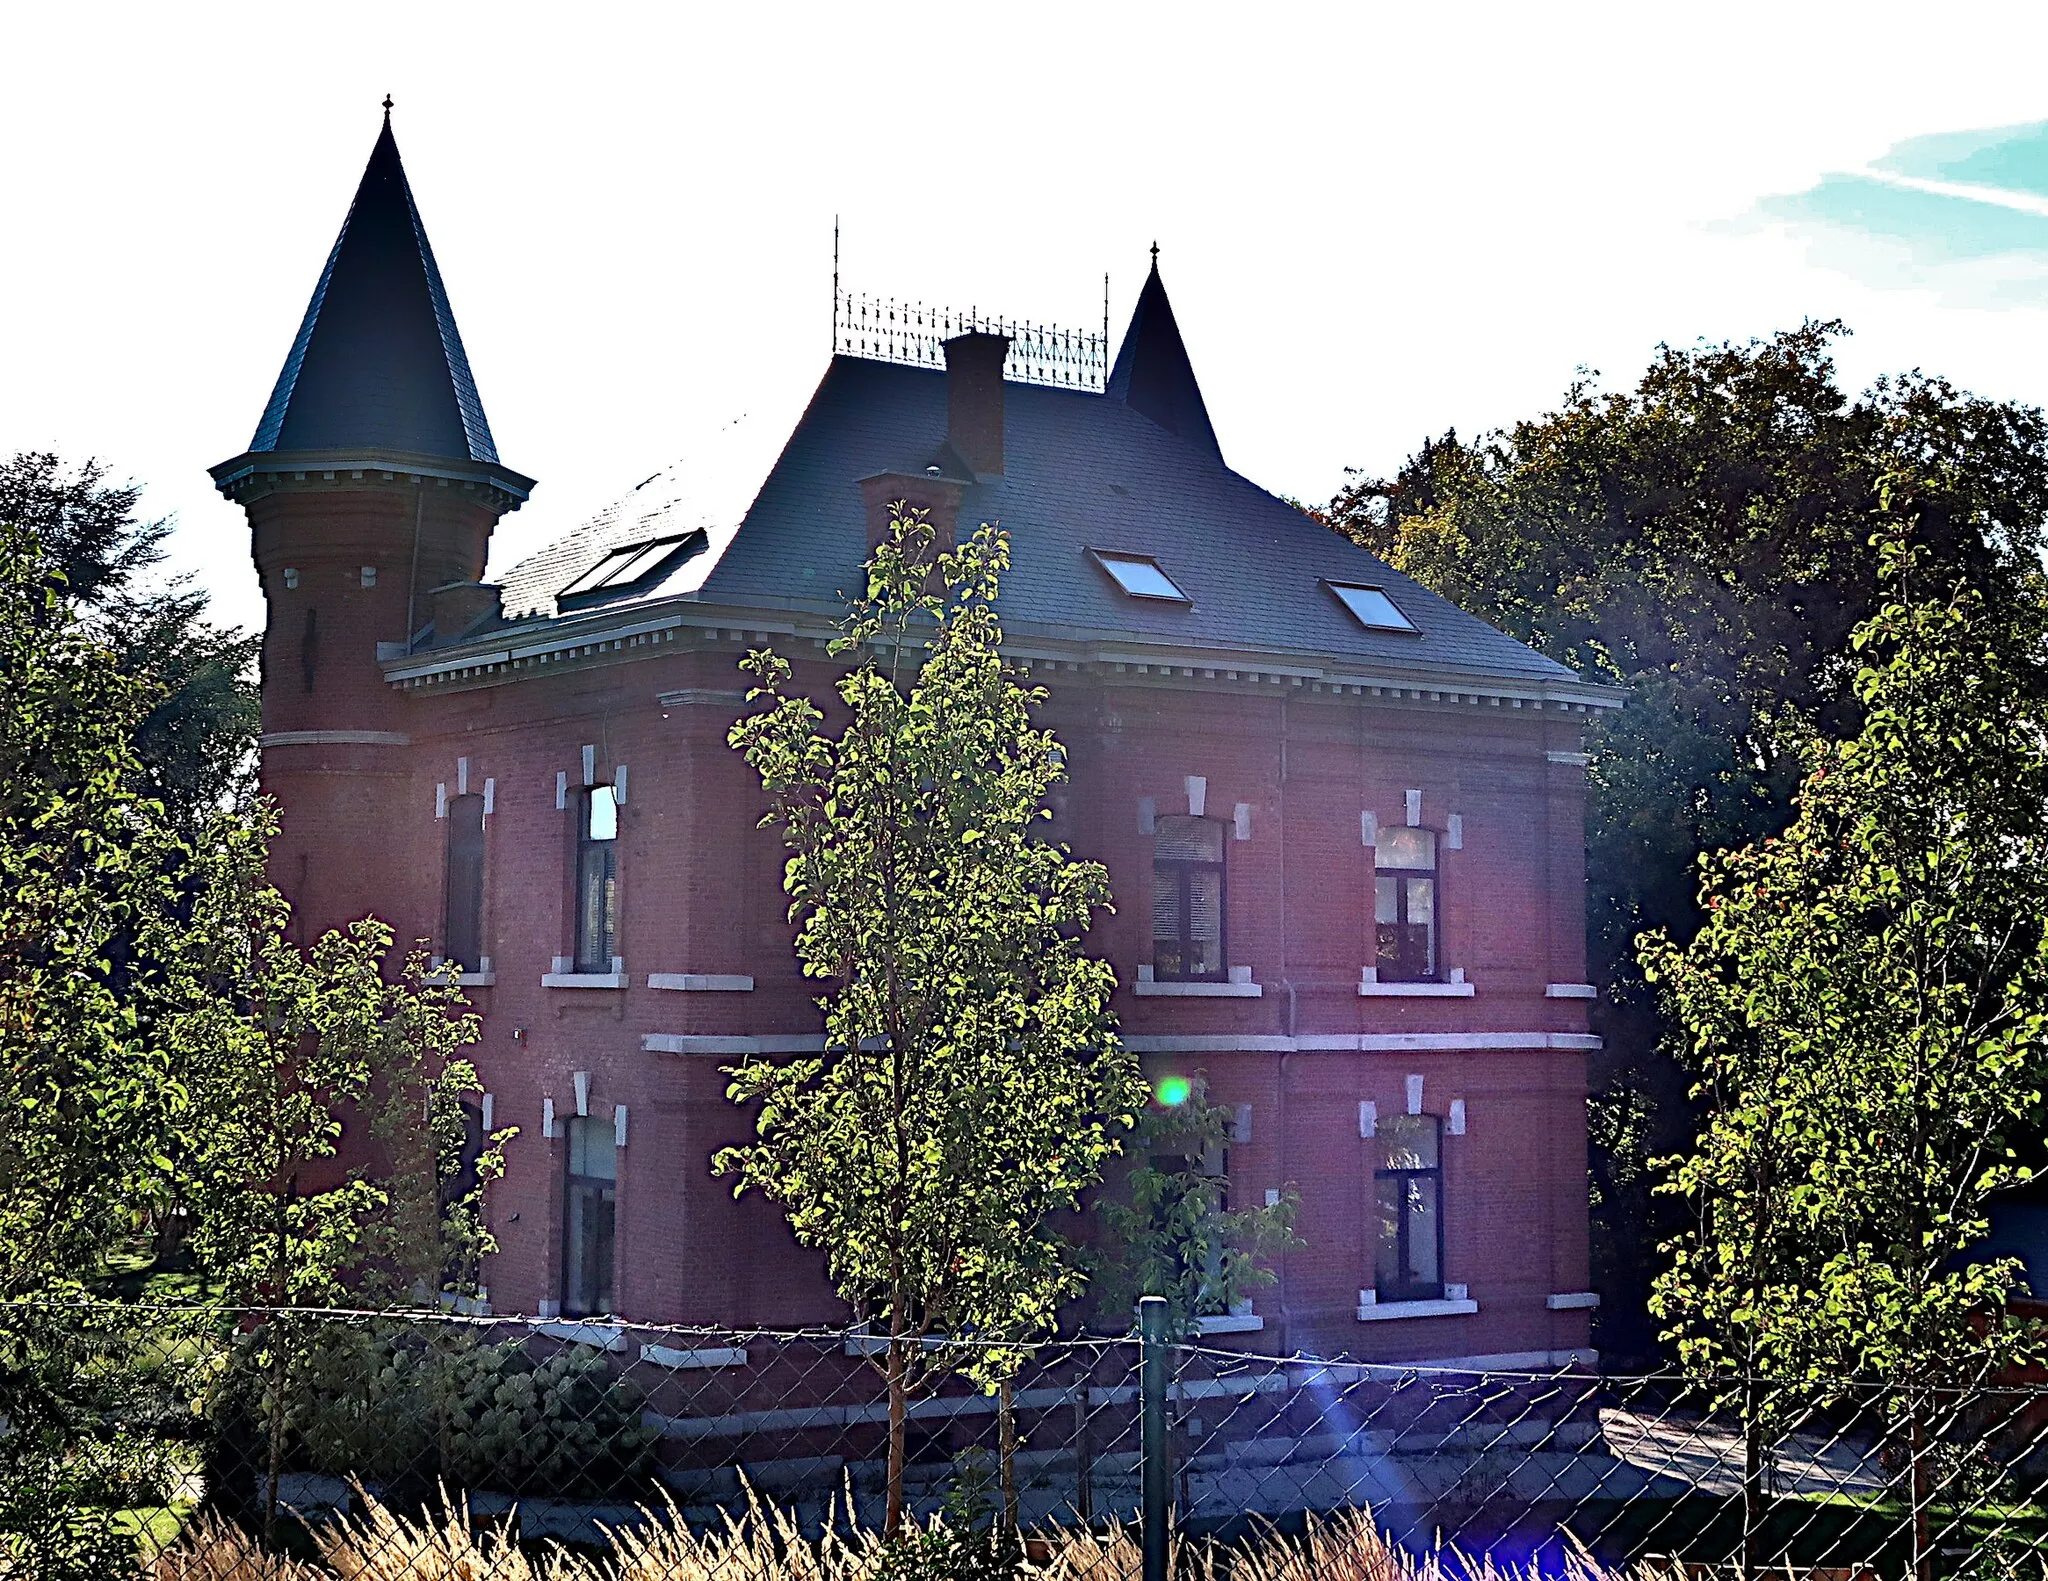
[
  {"left": 1374, "top": 1113, "right": 1443, "bottom": 1302},
  {"left": 562, "top": 1115, "right": 616, "bottom": 1317}
]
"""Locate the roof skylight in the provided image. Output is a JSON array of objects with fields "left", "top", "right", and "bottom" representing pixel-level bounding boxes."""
[
  {"left": 1325, "top": 580, "right": 1417, "bottom": 633},
  {"left": 557, "top": 531, "right": 708, "bottom": 604},
  {"left": 1090, "top": 549, "right": 1191, "bottom": 604}
]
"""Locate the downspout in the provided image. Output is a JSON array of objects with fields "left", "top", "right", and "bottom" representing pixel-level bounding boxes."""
[
  {"left": 405, "top": 485, "right": 426, "bottom": 653},
  {"left": 1276, "top": 691, "right": 1293, "bottom": 1346}
]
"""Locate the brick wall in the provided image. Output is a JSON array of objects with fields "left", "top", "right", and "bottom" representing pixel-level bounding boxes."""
[{"left": 260, "top": 596, "right": 1598, "bottom": 1362}]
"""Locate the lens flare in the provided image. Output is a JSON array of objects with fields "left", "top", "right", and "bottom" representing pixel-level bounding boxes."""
[{"left": 1156, "top": 1075, "right": 1193, "bottom": 1107}]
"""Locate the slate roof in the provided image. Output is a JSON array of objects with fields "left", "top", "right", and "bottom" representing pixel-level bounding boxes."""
[
  {"left": 493, "top": 270, "right": 1584, "bottom": 690},
  {"left": 246, "top": 111, "right": 498, "bottom": 463}
]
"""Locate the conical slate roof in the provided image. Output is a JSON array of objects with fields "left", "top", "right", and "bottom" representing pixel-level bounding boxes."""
[
  {"left": 247, "top": 109, "right": 498, "bottom": 463},
  {"left": 1105, "top": 255, "right": 1221, "bottom": 462}
]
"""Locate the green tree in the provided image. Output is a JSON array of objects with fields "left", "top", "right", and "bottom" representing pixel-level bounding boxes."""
[
  {"left": 1, "top": 452, "right": 260, "bottom": 828},
  {"left": 718, "top": 512, "right": 1146, "bottom": 1535},
  {"left": 174, "top": 897, "right": 502, "bottom": 1530},
  {"left": 1093, "top": 1076, "right": 1300, "bottom": 1338},
  {"left": 1643, "top": 517, "right": 2048, "bottom": 1577},
  {"left": 0, "top": 511, "right": 255, "bottom": 1300},
  {"left": 1318, "top": 326, "right": 2048, "bottom": 1357}
]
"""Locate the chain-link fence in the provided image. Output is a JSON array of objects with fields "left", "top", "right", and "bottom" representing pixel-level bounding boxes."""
[{"left": 6, "top": 1298, "right": 2048, "bottom": 1579}]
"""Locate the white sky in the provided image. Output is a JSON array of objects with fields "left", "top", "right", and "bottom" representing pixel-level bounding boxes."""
[{"left": 8, "top": 1, "right": 2048, "bottom": 637}]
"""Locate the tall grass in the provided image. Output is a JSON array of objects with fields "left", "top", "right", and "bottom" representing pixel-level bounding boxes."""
[{"left": 149, "top": 1492, "right": 1633, "bottom": 1581}]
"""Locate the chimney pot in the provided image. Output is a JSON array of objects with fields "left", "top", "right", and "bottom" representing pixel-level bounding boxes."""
[{"left": 943, "top": 331, "right": 1009, "bottom": 476}]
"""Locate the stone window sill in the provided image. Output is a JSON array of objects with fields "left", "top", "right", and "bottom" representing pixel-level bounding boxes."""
[
  {"left": 1359, "top": 981, "right": 1474, "bottom": 998},
  {"left": 426, "top": 956, "right": 494, "bottom": 988},
  {"left": 1546, "top": 983, "right": 1598, "bottom": 1000},
  {"left": 1546, "top": 1291, "right": 1601, "bottom": 1310},
  {"left": 542, "top": 972, "right": 628, "bottom": 989},
  {"left": 647, "top": 973, "right": 755, "bottom": 993},
  {"left": 1195, "top": 1311, "right": 1265, "bottom": 1334},
  {"left": 1357, "top": 1297, "right": 1479, "bottom": 1322},
  {"left": 1135, "top": 980, "right": 1263, "bottom": 998},
  {"left": 640, "top": 1342, "right": 749, "bottom": 1369},
  {"left": 536, "top": 1320, "right": 628, "bottom": 1351}
]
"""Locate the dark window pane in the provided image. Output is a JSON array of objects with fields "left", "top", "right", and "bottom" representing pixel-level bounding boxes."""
[
  {"left": 1187, "top": 867, "right": 1223, "bottom": 976},
  {"left": 1151, "top": 867, "right": 1180, "bottom": 942},
  {"left": 1155, "top": 816, "right": 1224, "bottom": 863},
  {"left": 443, "top": 794, "right": 486, "bottom": 971},
  {"left": 563, "top": 1115, "right": 617, "bottom": 1318},
  {"left": 1374, "top": 1114, "right": 1444, "bottom": 1302}
]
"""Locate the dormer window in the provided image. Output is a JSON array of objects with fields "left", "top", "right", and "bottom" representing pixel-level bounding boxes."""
[
  {"left": 1090, "top": 549, "right": 1191, "bottom": 604},
  {"left": 1326, "top": 580, "right": 1417, "bottom": 633},
  {"left": 556, "top": 530, "right": 708, "bottom": 607}
]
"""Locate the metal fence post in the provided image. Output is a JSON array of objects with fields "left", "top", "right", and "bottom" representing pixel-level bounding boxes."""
[{"left": 1140, "top": 1295, "right": 1170, "bottom": 1581}]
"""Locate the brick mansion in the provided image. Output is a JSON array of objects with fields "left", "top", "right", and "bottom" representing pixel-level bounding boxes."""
[{"left": 211, "top": 110, "right": 1621, "bottom": 1367}]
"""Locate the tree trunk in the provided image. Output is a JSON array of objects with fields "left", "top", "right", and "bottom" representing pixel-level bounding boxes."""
[
  {"left": 1741, "top": 1383, "right": 1765, "bottom": 1581},
  {"left": 885, "top": 1323, "right": 909, "bottom": 1538},
  {"left": 263, "top": 1321, "right": 290, "bottom": 1546},
  {"left": 1910, "top": 1396, "right": 1934, "bottom": 1581},
  {"left": 1000, "top": 1375, "right": 1019, "bottom": 1533}
]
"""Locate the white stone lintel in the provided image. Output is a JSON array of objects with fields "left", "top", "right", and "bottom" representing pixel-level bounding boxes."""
[{"left": 647, "top": 973, "right": 756, "bottom": 993}]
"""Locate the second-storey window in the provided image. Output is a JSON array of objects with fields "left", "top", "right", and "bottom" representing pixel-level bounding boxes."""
[
  {"left": 574, "top": 785, "right": 618, "bottom": 973},
  {"left": 1375, "top": 826, "right": 1438, "bottom": 981},
  {"left": 443, "top": 793, "right": 486, "bottom": 972},
  {"left": 1152, "top": 815, "right": 1226, "bottom": 981},
  {"left": 562, "top": 1115, "right": 617, "bottom": 1318},
  {"left": 1375, "top": 1113, "right": 1444, "bottom": 1303}
]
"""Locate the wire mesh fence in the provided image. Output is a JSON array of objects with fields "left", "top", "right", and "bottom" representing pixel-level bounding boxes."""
[{"left": 6, "top": 1299, "right": 2048, "bottom": 1579}]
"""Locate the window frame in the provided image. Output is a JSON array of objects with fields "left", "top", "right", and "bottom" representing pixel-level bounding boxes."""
[
  {"left": 1374, "top": 1113, "right": 1446, "bottom": 1304},
  {"left": 1087, "top": 548, "right": 1193, "bottom": 605},
  {"left": 1152, "top": 814, "right": 1228, "bottom": 982},
  {"left": 1374, "top": 825, "right": 1440, "bottom": 983},
  {"left": 560, "top": 1114, "right": 618, "bottom": 1319},
  {"left": 1323, "top": 579, "right": 1419, "bottom": 634},
  {"left": 442, "top": 791, "right": 487, "bottom": 973},
  {"left": 572, "top": 784, "right": 619, "bottom": 974}
]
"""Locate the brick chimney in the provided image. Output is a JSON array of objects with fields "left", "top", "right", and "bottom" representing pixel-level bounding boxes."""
[
  {"left": 943, "top": 331, "right": 1009, "bottom": 476},
  {"left": 430, "top": 580, "right": 502, "bottom": 640}
]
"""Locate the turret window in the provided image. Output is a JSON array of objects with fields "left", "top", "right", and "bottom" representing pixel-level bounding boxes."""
[
  {"left": 443, "top": 793, "right": 486, "bottom": 972},
  {"left": 574, "top": 785, "right": 619, "bottom": 973}
]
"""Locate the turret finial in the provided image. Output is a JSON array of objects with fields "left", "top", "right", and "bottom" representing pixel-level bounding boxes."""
[
  {"left": 382, "top": 94, "right": 394, "bottom": 120},
  {"left": 1150, "top": 240, "right": 1160, "bottom": 267}
]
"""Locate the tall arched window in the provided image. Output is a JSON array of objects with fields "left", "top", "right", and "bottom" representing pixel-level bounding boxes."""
[
  {"left": 561, "top": 1114, "right": 617, "bottom": 1318},
  {"left": 574, "top": 785, "right": 618, "bottom": 973},
  {"left": 1375, "top": 1113, "right": 1444, "bottom": 1302},
  {"left": 1374, "top": 826, "right": 1438, "bottom": 982},
  {"left": 443, "top": 793, "right": 486, "bottom": 972},
  {"left": 1152, "top": 815, "right": 1226, "bottom": 981}
]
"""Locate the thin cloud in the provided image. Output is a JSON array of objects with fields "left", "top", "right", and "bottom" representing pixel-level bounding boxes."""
[{"left": 1748, "top": 120, "right": 2048, "bottom": 304}]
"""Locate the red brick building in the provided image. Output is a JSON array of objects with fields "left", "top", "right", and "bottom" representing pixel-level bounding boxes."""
[{"left": 211, "top": 114, "right": 1620, "bottom": 1367}]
